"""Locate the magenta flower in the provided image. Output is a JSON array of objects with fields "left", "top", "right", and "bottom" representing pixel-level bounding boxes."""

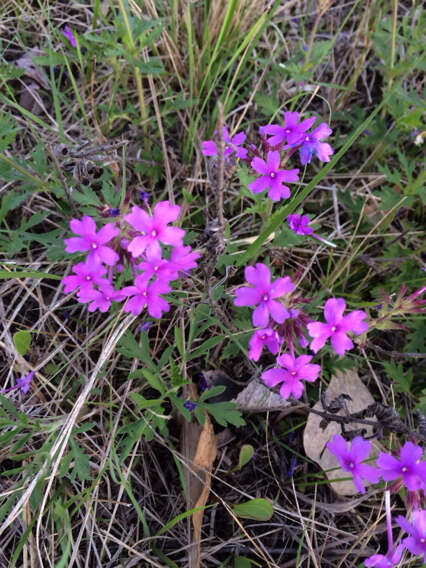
[
  {"left": 249, "top": 328, "right": 281, "bottom": 361},
  {"left": 365, "top": 548, "right": 403, "bottom": 568},
  {"left": 298, "top": 122, "right": 334, "bottom": 165},
  {"left": 249, "top": 151, "right": 299, "bottom": 201},
  {"left": 262, "top": 354, "right": 320, "bottom": 399},
  {"left": 63, "top": 258, "right": 107, "bottom": 294},
  {"left": 202, "top": 126, "right": 248, "bottom": 160},
  {"left": 234, "top": 263, "right": 295, "bottom": 327},
  {"left": 170, "top": 245, "right": 200, "bottom": 276},
  {"left": 65, "top": 216, "right": 120, "bottom": 266},
  {"left": 377, "top": 442, "right": 426, "bottom": 491},
  {"left": 326, "top": 434, "right": 380, "bottom": 494},
  {"left": 307, "top": 298, "right": 369, "bottom": 356},
  {"left": 78, "top": 280, "right": 126, "bottom": 313},
  {"left": 136, "top": 248, "right": 176, "bottom": 284},
  {"left": 122, "top": 275, "right": 171, "bottom": 318},
  {"left": 62, "top": 25, "right": 77, "bottom": 48},
  {"left": 125, "top": 201, "right": 185, "bottom": 258},
  {"left": 287, "top": 213, "right": 314, "bottom": 235},
  {"left": 260, "top": 112, "right": 316, "bottom": 147},
  {"left": 396, "top": 510, "right": 426, "bottom": 561}
]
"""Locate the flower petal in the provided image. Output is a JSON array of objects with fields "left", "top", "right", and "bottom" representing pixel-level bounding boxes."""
[{"left": 324, "top": 298, "right": 346, "bottom": 324}]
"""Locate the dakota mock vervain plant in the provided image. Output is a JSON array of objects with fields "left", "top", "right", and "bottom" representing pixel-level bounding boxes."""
[
  {"left": 377, "top": 441, "right": 426, "bottom": 491},
  {"left": 62, "top": 199, "right": 199, "bottom": 317}
]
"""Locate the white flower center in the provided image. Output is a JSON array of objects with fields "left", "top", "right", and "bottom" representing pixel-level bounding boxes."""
[
  {"left": 270, "top": 172, "right": 276, "bottom": 178},
  {"left": 143, "top": 292, "right": 148, "bottom": 297},
  {"left": 420, "top": 538, "right": 425, "bottom": 543},
  {"left": 261, "top": 335, "right": 266, "bottom": 340},
  {"left": 91, "top": 243, "right": 98, "bottom": 249},
  {"left": 263, "top": 294, "right": 269, "bottom": 302},
  {"left": 291, "top": 371, "right": 297, "bottom": 376},
  {"left": 105, "top": 296, "right": 110, "bottom": 301},
  {"left": 306, "top": 136, "right": 310, "bottom": 142},
  {"left": 154, "top": 265, "right": 159, "bottom": 271},
  {"left": 151, "top": 229, "right": 157, "bottom": 237},
  {"left": 331, "top": 326, "right": 337, "bottom": 332},
  {"left": 401, "top": 466, "right": 408, "bottom": 472},
  {"left": 285, "top": 129, "right": 291, "bottom": 134},
  {"left": 348, "top": 462, "right": 354, "bottom": 469},
  {"left": 85, "top": 276, "right": 92, "bottom": 281}
]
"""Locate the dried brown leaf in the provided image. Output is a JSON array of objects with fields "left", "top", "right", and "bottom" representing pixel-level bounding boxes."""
[{"left": 303, "top": 369, "right": 382, "bottom": 496}]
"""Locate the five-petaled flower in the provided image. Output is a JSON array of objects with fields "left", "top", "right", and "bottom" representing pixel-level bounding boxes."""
[
  {"left": 78, "top": 280, "right": 126, "bottom": 313},
  {"left": 262, "top": 354, "right": 321, "bottom": 399},
  {"left": 125, "top": 201, "right": 185, "bottom": 258},
  {"left": 249, "top": 328, "right": 281, "bottom": 361},
  {"left": 63, "top": 258, "right": 107, "bottom": 295},
  {"left": 249, "top": 151, "right": 299, "bottom": 201},
  {"left": 396, "top": 510, "right": 426, "bottom": 562},
  {"left": 234, "top": 263, "right": 295, "bottom": 327},
  {"left": 287, "top": 213, "right": 314, "bottom": 235},
  {"left": 261, "top": 112, "right": 316, "bottom": 147},
  {"left": 296, "top": 122, "right": 334, "bottom": 165},
  {"left": 326, "top": 434, "right": 380, "bottom": 493},
  {"left": 202, "top": 126, "right": 248, "bottom": 160},
  {"left": 65, "top": 216, "right": 120, "bottom": 266},
  {"left": 365, "top": 548, "right": 403, "bottom": 568},
  {"left": 122, "top": 275, "right": 171, "bottom": 317},
  {"left": 307, "top": 298, "right": 369, "bottom": 356},
  {"left": 377, "top": 441, "right": 426, "bottom": 491}
]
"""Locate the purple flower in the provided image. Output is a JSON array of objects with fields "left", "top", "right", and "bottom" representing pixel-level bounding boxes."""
[
  {"left": 125, "top": 201, "right": 185, "bottom": 258},
  {"left": 122, "top": 275, "right": 171, "bottom": 318},
  {"left": 202, "top": 126, "right": 248, "bottom": 160},
  {"left": 170, "top": 246, "right": 200, "bottom": 276},
  {"left": 1, "top": 371, "right": 35, "bottom": 396},
  {"left": 184, "top": 400, "right": 198, "bottom": 412},
  {"left": 136, "top": 248, "right": 176, "bottom": 284},
  {"left": 62, "top": 26, "right": 77, "bottom": 48},
  {"left": 249, "top": 151, "right": 299, "bottom": 201},
  {"left": 78, "top": 280, "right": 126, "bottom": 313},
  {"left": 326, "top": 434, "right": 380, "bottom": 494},
  {"left": 65, "top": 216, "right": 120, "bottom": 266},
  {"left": 234, "top": 263, "right": 295, "bottom": 327},
  {"left": 63, "top": 258, "right": 107, "bottom": 294},
  {"left": 396, "top": 510, "right": 426, "bottom": 561},
  {"left": 377, "top": 442, "right": 426, "bottom": 491},
  {"left": 249, "top": 328, "right": 281, "bottom": 361},
  {"left": 260, "top": 112, "right": 316, "bottom": 147},
  {"left": 287, "top": 213, "right": 314, "bottom": 235},
  {"left": 298, "top": 122, "right": 334, "bottom": 165},
  {"left": 365, "top": 548, "right": 403, "bottom": 568},
  {"left": 262, "top": 354, "right": 320, "bottom": 399},
  {"left": 307, "top": 298, "right": 369, "bottom": 356}
]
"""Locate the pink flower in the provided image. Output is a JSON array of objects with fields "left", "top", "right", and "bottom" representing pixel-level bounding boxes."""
[
  {"left": 260, "top": 112, "right": 316, "bottom": 147},
  {"left": 170, "top": 245, "right": 200, "bottom": 276},
  {"left": 122, "top": 275, "right": 171, "bottom": 318},
  {"left": 1, "top": 371, "right": 35, "bottom": 395},
  {"left": 234, "top": 263, "right": 295, "bottom": 327},
  {"left": 326, "top": 434, "right": 380, "bottom": 494},
  {"left": 249, "top": 328, "right": 281, "bottom": 361},
  {"left": 63, "top": 258, "right": 107, "bottom": 294},
  {"left": 202, "top": 126, "right": 248, "bottom": 159},
  {"left": 136, "top": 248, "right": 176, "bottom": 284},
  {"left": 249, "top": 151, "right": 299, "bottom": 201},
  {"left": 307, "top": 298, "right": 369, "bottom": 356},
  {"left": 62, "top": 26, "right": 77, "bottom": 48},
  {"left": 377, "top": 442, "right": 426, "bottom": 491},
  {"left": 125, "top": 201, "right": 185, "bottom": 258},
  {"left": 78, "top": 280, "right": 126, "bottom": 313},
  {"left": 365, "top": 548, "right": 403, "bottom": 568},
  {"left": 396, "top": 510, "right": 426, "bottom": 561},
  {"left": 262, "top": 354, "right": 320, "bottom": 399},
  {"left": 298, "top": 122, "right": 334, "bottom": 165},
  {"left": 287, "top": 213, "right": 314, "bottom": 235},
  {"left": 65, "top": 216, "right": 120, "bottom": 266}
]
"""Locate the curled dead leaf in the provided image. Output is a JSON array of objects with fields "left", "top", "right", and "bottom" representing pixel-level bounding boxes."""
[{"left": 303, "top": 369, "right": 382, "bottom": 496}]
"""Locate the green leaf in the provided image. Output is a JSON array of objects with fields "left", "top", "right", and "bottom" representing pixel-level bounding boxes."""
[
  {"left": 231, "top": 498, "right": 274, "bottom": 521},
  {"left": 234, "top": 444, "right": 255, "bottom": 471},
  {"left": 13, "top": 330, "right": 32, "bottom": 356},
  {"left": 0, "top": 270, "right": 61, "bottom": 280},
  {"left": 130, "top": 392, "right": 163, "bottom": 409},
  {"left": 69, "top": 438, "right": 92, "bottom": 481}
]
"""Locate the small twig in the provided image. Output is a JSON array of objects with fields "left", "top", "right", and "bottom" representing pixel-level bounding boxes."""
[{"left": 216, "top": 102, "right": 226, "bottom": 232}]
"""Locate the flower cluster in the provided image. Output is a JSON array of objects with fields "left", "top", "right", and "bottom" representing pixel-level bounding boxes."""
[
  {"left": 63, "top": 200, "right": 199, "bottom": 317},
  {"left": 326, "top": 436, "right": 426, "bottom": 564},
  {"left": 202, "top": 111, "right": 333, "bottom": 203},
  {"left": 233, "top": 263, "right": 368, "bottom": 400}
]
